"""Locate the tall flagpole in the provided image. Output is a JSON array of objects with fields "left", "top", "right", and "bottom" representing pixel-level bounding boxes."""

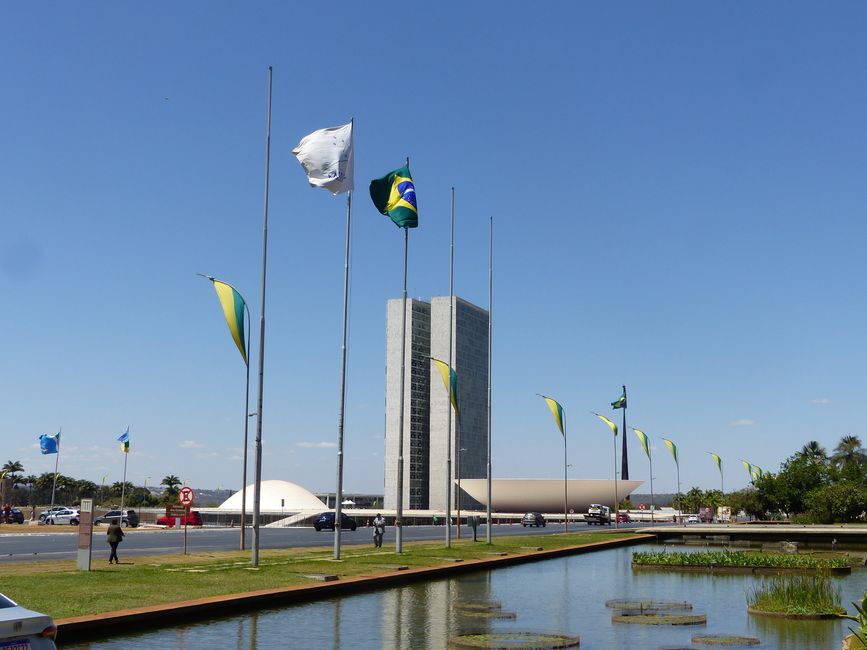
[
  {"left": 240, "top": 303, "right": 251, "bottom": 550},
  {"left": 445, "top": 187, "right": 454, "bottom": 548},
  {"left": 49, "top": 429, "right": 61, "bottom": 515},
  {"left": 485, "top": 216, "right": 492, "bottom": 544},
  {"left": 334, "top": 185, "right": 352, "bottom": 560},
  {"left": 563, "top": 412, "right": 568, "bottom": 532},
  {"left": 119, "top": 432, "right": 128, "bottom": 517},
  {"left": 395, "top": 225, "right": 409, "bottom": 553},
  {"left": 621, "top": 385, "right": 628, "bottom": 480},
  {"left": 252, "top": 65, "right": 272, "bottom": 567},
  {"left": 395, "top": 154, "right": 411, "bottom": 554},
  {"left": 613, "top": 432, "right": 620, "bottom": 529},
  {"left": 649, "top": 445, "right": 655, "bottom": 526}
]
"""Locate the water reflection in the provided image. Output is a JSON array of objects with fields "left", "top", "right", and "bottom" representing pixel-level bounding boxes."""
[{"left": 60, "top": 546, "right": 864, "bottom": 650}]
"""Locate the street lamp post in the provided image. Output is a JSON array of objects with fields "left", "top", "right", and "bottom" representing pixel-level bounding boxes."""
[{"left": 456, "top": 447, "right": 466, "bottom": 539}]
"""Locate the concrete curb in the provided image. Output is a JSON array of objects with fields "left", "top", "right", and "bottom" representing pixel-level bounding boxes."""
[{"left": 56, "top": 534, "right": 651, "bottom": 643}]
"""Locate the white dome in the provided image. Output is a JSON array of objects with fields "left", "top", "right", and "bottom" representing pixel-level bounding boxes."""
[{"left": 218, "top": 480, "right": 326, "bottom": 511}]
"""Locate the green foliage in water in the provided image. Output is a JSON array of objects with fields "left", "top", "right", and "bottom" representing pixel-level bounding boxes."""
[
  {"left": 747, "top": 573, "right": 845, "bottom": 616},
  {"left": 632, "top": 549, "right": 848, "bottom": 569},
  {"left": 843, "top": 591, "right": 867, "bottom": 646}
]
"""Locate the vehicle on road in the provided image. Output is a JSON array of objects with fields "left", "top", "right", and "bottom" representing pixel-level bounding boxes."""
[
  {"left": 616, "top": 512, "right": 630, "bottom": 523},
  {"left": 521, "top": 512, "right": 546, "bottom": 527},
  {"left": 313, "top": 512, "right": 357, "bottom": 531},
  {"left": 93, "top": 509, "right": 139, "bottom": 528},
  {"left": 44, "top": 508, "right": 80, "bottom": 525},
  {"left": 157, "top": 511, "right": 202, "bottom": 527},
  {"left": 0, "top": 592, "right": 57, "bottom": 649},
  {"left": 686, "top": 515, "right": 700, "bottom": 524},
  {"left": 38, "top": 506, "right": 69, "bottom": 523},
  {"left": 3, "top": 508, "right": 24, "bottom": 524},
  {"left": 584, "top": 504, "right": 612, "bottom": 525}
]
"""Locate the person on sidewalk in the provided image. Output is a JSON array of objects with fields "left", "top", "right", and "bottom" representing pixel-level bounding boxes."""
[
  {"left": 373, "top": 513, "right": 386, "bottom": 548},
  {"left": 107, "top": 518, "right": 125, "bottom": 564}
]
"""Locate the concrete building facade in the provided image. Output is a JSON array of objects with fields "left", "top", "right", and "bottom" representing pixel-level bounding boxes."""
[{"left": 384, "top": 295, "right": 489, "bottom": 512}]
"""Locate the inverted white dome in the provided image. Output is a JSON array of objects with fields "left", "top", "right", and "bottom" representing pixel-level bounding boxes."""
[{"left": 218, "top": 480, "right": 326, "bottom": 511}]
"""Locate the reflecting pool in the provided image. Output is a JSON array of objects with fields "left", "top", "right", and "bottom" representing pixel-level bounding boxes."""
[{"left": 62, "top": 545, "right": 864, "bottom": 649}]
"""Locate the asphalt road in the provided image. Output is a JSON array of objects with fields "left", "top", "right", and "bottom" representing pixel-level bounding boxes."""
[{"left": 0, "top": 521, "right": 633, "bottom": 564}]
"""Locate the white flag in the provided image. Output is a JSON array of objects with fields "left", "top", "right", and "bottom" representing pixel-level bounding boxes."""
[{"left": 292, "top": 122, "right": 354, "bottom": 194}]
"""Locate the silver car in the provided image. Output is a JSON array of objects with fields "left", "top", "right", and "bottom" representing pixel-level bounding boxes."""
[
  {"left": 44, "top": 508, "right": 80, "bottom": 525},
  {"left": 0, "top": 592, "right": 57, "bottom": 649}
]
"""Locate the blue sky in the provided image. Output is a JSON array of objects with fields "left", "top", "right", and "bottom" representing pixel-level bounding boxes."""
[{"left": 3, "top": 3, "right": 867, "bottom": 497}]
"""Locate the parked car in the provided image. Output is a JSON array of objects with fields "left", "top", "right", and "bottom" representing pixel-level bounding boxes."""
[
  {"left": 313, "top": 512, "right": 357, "bottom": 531},
  {"left": 686, "top": 515, "right": 700, "bottom": 524},
  {"left": 616, "top": 512, "right": 630, "bottom": 523},
  {"left": 93, "top": 509, "right": 139, "bottom": 528},
  {"left": 44, "top": 508, "right": 80, "bottom": 525},
  {"left": 38, "top": 506, "right": 69, "bottom": 523},
  {"left": 3, "top": 508, "right": 24, "bottom": 524},
  {"left": 157, "top": 511, "right": 202, "bottom": 527},
  {"left": 521, "top": 512, "right": 546, "bottom": 527},
  {"left": 0, "top": 592, "right": 56, "bottom": 649}
]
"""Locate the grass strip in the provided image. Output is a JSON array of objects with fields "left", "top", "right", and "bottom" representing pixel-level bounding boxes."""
[{"left": 3, "top": 531, "right": 638, "bottom": 619}]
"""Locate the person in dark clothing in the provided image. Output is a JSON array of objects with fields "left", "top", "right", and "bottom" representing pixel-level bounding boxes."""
[{"left": 107, "top": 519, "right": 125, "bottom": 564}]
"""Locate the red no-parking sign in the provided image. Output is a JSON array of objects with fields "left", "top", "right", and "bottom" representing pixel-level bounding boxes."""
[{"left": 178, "top": 486, "right": 195, "bottom": 506}]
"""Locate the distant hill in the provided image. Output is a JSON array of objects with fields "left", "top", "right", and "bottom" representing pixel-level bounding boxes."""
[{"left": 148, "top": 487, "right": 234, "bottom": 508}]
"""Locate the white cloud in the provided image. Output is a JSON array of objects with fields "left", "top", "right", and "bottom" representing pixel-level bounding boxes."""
[
  {"left": 810, "top": 398, "right": 830, "bottom": 406},
  {"left": 297, "top": 441, "right": 337, "bottom": 449},
  {"left": 179, "top": 440, "right": 203, "bottom": 449},
  {"left": 730, "top": 419, "right": 755, "bottom": 427}
]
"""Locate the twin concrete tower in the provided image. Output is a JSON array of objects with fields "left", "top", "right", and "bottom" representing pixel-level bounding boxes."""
[{"left": 384, "top": 296, "right": 490, "bottom": 511}]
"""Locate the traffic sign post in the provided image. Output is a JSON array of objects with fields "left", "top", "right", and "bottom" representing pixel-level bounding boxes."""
[{"left": 178, "top": 488, "right": 195, "bottom": 554}]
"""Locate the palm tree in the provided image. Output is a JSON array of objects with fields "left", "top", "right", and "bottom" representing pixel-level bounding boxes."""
[
  {"left": 797, "top": 441, "right": 828, "bottom": 465},
  {"left": 161, "top": 475, "right": 181, "bottom": 496},
  {"left": 831, "top": 435, "right": 867, "bottom": 471},
  {"left": 1, "top": 461, "right": 24, "bottom": 488}
]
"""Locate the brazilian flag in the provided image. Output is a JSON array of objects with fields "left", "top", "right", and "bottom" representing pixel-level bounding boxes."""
[{"left": 369, "top": 164, "right": 418, "bottom": 228}]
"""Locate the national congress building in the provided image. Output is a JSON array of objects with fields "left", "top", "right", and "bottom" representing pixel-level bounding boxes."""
[{"left": 384, "top": 296, "right": 489, "bottom": 512}]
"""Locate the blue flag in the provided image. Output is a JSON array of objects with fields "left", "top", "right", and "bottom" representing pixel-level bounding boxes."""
[
  {"left": 39, "top": 432, "right": 60, "bottom": 455},
  {"left": 117, "top": 427, "right": 130, "bottom": 453}
]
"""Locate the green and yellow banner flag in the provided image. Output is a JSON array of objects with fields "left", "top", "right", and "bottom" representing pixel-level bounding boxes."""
[
  {"left": 611, "top": 390, "right": 627, "bottom": 410},
  {"left": 431, "top": 358, "right": 459, "bottom": 417},
  {"left": 208, "top": 278, "right": 248, "bottom": 365},
  {"left": 540, "top": 396, "right": 565, "bottom": 436},
  {"left": 593, "top": 412, "right": 618, "bottom": 436},
  {"left": 633, "top": 428, "right": 651, "bottom": 458},
  {"left": 661, "top": 437, "right": 679, "bottom": 466},
  {"left": 369, "top": 164, "right": 418, "bottom": 228},
  {"left": 740, "top": 459, "right": 760, "bottom": 481},
  {"left": 708, "top": 452, "right": 722, "bottom": 474}
]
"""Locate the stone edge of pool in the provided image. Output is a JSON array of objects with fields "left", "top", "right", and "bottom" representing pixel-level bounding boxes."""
[{"left": 55, "top": 534, "right": 653, "bottom": 643}]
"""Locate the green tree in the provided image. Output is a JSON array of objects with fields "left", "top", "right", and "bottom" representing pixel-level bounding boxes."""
[
  {"left": 804, "top": 481, "right": 867, "bottom": 523},
  {"left": 831, "top": 435, "right": 867, "bottom": 477},
  {"left": 161, "top": 475, "right": 181, "bottom": 494}
]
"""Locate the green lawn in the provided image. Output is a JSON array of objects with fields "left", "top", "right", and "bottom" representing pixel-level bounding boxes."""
[{"left": 4, "top": 531, "right": 641, "bottom": 619}]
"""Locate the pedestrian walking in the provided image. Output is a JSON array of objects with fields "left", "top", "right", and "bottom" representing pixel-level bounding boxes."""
[
  {"left": 373, "top": 513, "right": 386, "bottom": 548},
  {"left": 107, "top": 518, "right": 125, "bottom": 564}
]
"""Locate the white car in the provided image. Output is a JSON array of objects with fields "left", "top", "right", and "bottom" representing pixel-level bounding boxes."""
[
  {"left": 0, "top": 592, "right": 57, "bottom": 649},
  {"left": 686, "top": 515, "right": 700, "bottom": 524},
  {"left": 44, "top": 508, "right": 80, "bottom": 525}
]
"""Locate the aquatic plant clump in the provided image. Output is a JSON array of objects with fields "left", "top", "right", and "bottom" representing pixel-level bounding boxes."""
[
  {"left": 611, "top": 612, "right": 707, "bottom": 625},
  {"left": 453, "top": 601, "right": 503, "bottom": 612},
  {"left": 747, "top": 574, "right": 846, "bottom": 617},
  {"left": 633, "top": 549, "right": 849, "bottom": 570},
  {"left": 604, "top": 599, "right": 692, "bottom": 611},
  {"left": 448, "top": 632, "right": 581, "bottom": 649},
  {"left": 691, "top": 634, "right": 762, "bottom": 646}
]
